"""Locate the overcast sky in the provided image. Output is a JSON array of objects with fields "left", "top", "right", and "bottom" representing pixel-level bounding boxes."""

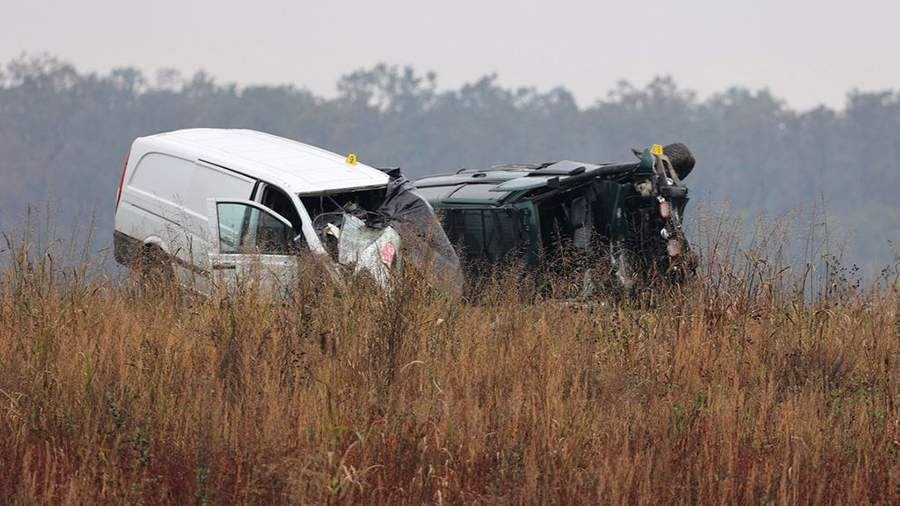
[{"left": 4, "top": 0, "right": 898, "bottom": 110}]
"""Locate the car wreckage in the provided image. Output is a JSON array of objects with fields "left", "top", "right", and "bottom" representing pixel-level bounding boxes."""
[
  {"left": 306, "top": 168, "right": 464, "bottom": 292},
  {"left": 414, "top": 143, "right": 697, "bottom": 291},
  {"left": 115, "top": 129, "right": 694, "bottom": 296}
]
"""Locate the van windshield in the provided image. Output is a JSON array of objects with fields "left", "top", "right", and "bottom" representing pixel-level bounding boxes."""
[
  {"left": 299, "top": 187, "right": 386, "bottom": 221},
  {"left": 300, "top": 187, "right": 388, "bottom": 259}
]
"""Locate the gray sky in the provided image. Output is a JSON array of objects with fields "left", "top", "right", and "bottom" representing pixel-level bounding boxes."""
[{"left": 4, "top": 0, "right": 898, "bottom": 110}]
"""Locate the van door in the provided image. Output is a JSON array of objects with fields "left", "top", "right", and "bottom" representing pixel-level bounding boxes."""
[{"left": 205, "top": 198, "right": 299, "bottom": 294}]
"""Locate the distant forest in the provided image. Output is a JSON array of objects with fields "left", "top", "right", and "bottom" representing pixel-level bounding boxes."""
[{"left": 0, "top": 55, "right": 897, "bottom": 272}]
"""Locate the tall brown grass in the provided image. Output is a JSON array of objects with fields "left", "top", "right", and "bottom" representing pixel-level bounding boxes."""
[{"left": 0, "top": 214, "right": 897, "bottom": 504}]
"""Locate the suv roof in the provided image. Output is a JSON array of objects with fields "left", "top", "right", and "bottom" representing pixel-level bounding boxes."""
[{"left": 134, "top": 129, "right": 389, "bottom": 194}]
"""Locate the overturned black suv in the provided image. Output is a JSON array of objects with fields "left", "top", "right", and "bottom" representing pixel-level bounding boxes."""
[{"left": 413, "top": 143, "right": 697, "bottom": 290}]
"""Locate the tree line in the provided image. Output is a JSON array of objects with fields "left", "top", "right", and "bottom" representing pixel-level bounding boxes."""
[{"left": 0, "top": 55, "right": 896, "bottom": 272}]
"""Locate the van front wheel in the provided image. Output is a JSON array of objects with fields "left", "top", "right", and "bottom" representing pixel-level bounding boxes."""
[{"left": 135, "top": 245, "right": 175, "bottom": 288}]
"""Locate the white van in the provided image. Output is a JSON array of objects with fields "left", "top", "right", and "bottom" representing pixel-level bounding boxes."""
[{"left": 114, "top": 128, "right": 398, "bottom": 294}]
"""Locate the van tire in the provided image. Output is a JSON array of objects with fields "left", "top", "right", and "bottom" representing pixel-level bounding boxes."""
[{"left": 135, "top": 244, "right": 175, "bottom": 287}]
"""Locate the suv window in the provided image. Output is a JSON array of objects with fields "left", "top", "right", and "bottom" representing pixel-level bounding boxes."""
[
  {"left": 415, "top": 185, "right": 458, "bottom": 202},
  {"left": 444, "top": 208, "right": 521, "bottom": 262},
  {"left": 217, "top": 202, "right": 292, "bottom": 255},
  {"left": 447, "top": 184, "right": 509, "bottom": 202}
]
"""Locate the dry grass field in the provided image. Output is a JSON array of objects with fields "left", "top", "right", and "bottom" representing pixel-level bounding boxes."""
[{"left": 0, "top": 216, "right": 897, "bottom": 504}]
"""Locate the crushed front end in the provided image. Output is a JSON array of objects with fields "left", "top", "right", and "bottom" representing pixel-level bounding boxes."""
[{"left": 304, "top": 169, "right": 463, "bottom": 292}]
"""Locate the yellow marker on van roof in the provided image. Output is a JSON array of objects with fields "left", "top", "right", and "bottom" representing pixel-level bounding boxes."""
[{"left": 346, "top": 153, "right": 358, "bottom": 165}]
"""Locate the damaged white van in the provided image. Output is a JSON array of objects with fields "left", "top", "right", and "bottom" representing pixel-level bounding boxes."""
[{"left": 114, "top": 128, "right": 460, "bottom": 294}]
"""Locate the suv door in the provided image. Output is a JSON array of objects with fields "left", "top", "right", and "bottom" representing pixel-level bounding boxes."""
[{"left": 206, "top": 198, "right": 299, "bottom": 294}]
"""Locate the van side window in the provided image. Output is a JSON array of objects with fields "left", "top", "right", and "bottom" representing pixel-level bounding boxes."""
[
  {"left": 216, "top": 202, "right": 292, "bottom": 255},
  {"left": 261, "top": 186, "right": 302, "bottom": 231}
]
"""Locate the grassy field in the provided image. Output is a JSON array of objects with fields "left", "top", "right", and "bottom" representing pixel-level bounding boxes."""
[{"left": 0, "top": 221, "right": 897, "bottom": 504}]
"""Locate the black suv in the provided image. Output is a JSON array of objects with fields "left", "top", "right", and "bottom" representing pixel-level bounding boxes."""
[{"left": 414, "top": 143, "right": 696, "bottom": 290}]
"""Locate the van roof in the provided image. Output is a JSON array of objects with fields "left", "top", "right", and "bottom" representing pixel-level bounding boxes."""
[{"left": 135, "top": 129, "right": 389, "bottom": 194}]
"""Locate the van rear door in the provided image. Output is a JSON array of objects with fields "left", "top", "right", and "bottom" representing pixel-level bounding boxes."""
[{"left": 205, "top": 198, "right": 299, "bottom": 294}]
